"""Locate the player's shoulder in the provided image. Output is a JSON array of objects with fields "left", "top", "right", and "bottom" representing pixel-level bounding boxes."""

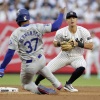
[
  {"left": 56, "top": 26, "right": 68, "bottom": 33},
  {"left": 77, "top": 25, "right": 90, "bottom": 33},
  {"left": 33, "top": 23, "right": 51, "bottom": 30},
  {"left": 77, "top": 26, "right": 88, "bottom": 31},
  {"left": 31, "top": 23, "right": 51, "bottom": 27},
  {"left": 11, "top": 24, "right": 38, "bottom": 35},
  {"left": 11, "top": 27, "right": 20, "bottom": 35},
  {"left": 10, "top": 26, "right": 26, "bottom": 37},
  {"left": 13, "top": 24, "right": 34, "bottom": 32}
]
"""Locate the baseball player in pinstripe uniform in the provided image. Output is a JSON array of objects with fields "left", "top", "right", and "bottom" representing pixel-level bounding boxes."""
[
  {"left": 0, "top": 8, "right": 65, "bottom": 94},
  {"left": 35, "top": 11, "right": 93, "bottom": 92},
  {"left": 84, "top": 31, "right": 100, "bottom": 79}
]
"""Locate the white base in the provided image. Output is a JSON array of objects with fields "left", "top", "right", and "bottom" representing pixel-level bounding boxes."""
[{"left": 0, "top": 87, "right": 18, "bottom": 92}]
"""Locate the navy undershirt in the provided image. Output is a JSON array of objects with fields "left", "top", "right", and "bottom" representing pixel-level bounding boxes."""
[{"left": 0, "top": 49, "right": 15, "bottom": 69}]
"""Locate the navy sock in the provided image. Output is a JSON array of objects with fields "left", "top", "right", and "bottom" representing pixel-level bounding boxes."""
[
  {"left": 66, "top": 67, "right": 85, "bottom": 84},
  {"left": 35, "top": 74, "right": 45, "bottom": 85}
]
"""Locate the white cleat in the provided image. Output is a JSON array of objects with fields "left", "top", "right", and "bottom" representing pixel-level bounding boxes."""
[{"left": 64, "top": 84, "right": 78, "bottom": 92}]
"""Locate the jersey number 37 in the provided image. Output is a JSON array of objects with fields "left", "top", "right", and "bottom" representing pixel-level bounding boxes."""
[{"left": 24, "top": 38, "right": 38, "bottom": 53}]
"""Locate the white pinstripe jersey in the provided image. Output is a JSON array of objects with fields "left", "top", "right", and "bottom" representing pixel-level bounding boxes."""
[
  {"left": 8, "top": 23, "right": 51, "bottom": 60},
  {"left": 54, "top": 26, "right": 93, "bottom": 56}
]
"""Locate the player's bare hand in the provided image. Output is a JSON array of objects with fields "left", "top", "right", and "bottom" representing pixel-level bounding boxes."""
[
  {"left": 73, "top": 41, "right": 78, "bottom": 47},
  {"left": 60, "top": 7, "right": 66, "bottom": 14}
]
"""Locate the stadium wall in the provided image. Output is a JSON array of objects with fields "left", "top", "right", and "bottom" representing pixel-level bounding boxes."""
[{"left": 0, "top": 22, "right": 100, "bottom": 74}]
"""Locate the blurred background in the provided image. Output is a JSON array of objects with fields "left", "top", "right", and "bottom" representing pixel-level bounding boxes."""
[
  {"left": 0, "top": 0, "right": 100, "bottom": 23},
  {"left": 0, "top": 0, "right": 100, "bottom": 82}
]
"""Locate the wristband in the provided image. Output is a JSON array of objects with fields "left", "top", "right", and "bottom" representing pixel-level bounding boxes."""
[
  {"left": 57, "top": 42, "right": 61, "bottom": 47},
  {"left": 77, "top": 41, "right": 84, "bottom": 48},
  {"left": 76, "top": 38, "right": 84, "bottom": 48}
]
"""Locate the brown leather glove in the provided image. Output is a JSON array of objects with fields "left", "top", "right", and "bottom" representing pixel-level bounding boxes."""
[{"left": 60, "top": 39, "right": 76, "bottom": 51}]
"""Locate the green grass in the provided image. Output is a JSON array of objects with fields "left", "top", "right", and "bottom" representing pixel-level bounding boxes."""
[
  {"left": 0, "top": 74, "right": 20, "bottom": 85},
  {"left": 0, "top": 74, "right": 100, "bottom": 86},
  {"left": 40, "top": 74, "right": 100, "bottom": 86}
]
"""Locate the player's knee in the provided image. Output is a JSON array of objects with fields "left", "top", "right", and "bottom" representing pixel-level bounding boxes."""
[
  {"left": 77, "top": 66, "right": 85, "bottom": 73},
  {"left": 23, "top": 82, "right": 39, "bottom": 94},
  {"left": 78, "top": 66, "right": 85, "bottom": 73}
]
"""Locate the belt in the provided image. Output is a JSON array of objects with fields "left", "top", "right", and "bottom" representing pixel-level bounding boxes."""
[{"left": 26, "top": 54, "right": 42, "bottom": 63}]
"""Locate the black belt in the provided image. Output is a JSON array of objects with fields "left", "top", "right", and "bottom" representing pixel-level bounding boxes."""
[{"left": 26, "top": 54, "right": 42, "bottom": 63}]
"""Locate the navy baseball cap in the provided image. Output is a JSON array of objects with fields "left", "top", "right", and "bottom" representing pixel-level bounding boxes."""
[{"left": 66, "top": 11, "right": 77, "bottom": 19}]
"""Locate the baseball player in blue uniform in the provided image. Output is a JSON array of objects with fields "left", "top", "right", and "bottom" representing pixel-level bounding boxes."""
[
  {"left": 0, "top": 8, "right": 65, "bottom": 94},
  {"left": 35, "top": 11, "right": 93, "bottom": 92}
]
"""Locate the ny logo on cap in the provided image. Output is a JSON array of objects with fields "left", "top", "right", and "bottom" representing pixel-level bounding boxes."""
[{"left": 70, "top": 12, "right": 74, "bottom": 15}]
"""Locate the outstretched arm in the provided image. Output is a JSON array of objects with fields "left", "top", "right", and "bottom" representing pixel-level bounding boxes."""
[
  {"left": 0, "top": 49, "right": 15, "bottom": 77},
  {"left": 0, "top": 49, "right": 15, "bottom": 69},
  {"left": 51, "top": 8, "right": 65, "bottom": 32}
]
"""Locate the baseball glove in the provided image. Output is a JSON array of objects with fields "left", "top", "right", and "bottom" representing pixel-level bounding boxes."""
[{"left": 60, "top": 39, "right": 75, "bottom": 51}]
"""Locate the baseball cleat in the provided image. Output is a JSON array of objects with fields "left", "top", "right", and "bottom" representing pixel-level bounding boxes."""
[
  {"left": 38, "top": 85, "right": 56, "bottom": 95},
  {"left": 64, "top": 84, "right": 78, "bottom": 92}
]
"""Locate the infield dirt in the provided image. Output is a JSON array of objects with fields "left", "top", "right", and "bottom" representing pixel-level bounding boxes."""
[{"left": 0, "top": 86, "right": 100, "bottom": 100}]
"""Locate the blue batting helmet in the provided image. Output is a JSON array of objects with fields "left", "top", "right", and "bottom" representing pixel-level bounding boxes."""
[{"left": 16, "top": 8, "right": 30, "bottom": 23}]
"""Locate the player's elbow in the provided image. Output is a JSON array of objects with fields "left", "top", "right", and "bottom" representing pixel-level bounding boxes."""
[
  {"left": 84, "top": 42, "right": 93, "bottom": 50},
  {"left": 51, "top": 26, "right": 59, "bottom": 32}
]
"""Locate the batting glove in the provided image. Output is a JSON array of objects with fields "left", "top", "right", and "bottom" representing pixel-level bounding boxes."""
[{"left": 0, "top": 68, "right": 5, "bottom": 78}]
